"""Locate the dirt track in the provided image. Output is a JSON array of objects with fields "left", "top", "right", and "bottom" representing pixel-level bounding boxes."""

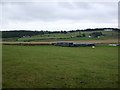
[
  {"left": 71, "top": 39, "right": 118, "bottom": 43},
  {"left": 0, "top": 39, "right": 118, "bottom": 45}
]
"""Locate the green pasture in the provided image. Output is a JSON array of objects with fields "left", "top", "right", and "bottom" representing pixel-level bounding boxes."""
[
  {"left": 2, "top": 30, "right": 117, "bottom": 42},
  {"left": 2, "top": 45, "right": 118, "bottom": 88},
  {"left": 2, "top": 37, "right": 19, "bottom": 42}
]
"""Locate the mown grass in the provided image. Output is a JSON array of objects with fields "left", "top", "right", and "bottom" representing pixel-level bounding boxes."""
[
  {"left": 2, "top": 37, "right": 19, "bottom": 42},
  {"left": 2, "top": 45, "right": 118, "bottom": 88}
]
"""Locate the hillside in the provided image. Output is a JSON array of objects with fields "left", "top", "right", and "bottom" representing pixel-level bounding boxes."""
[{"left": 1, "top": 28, "right": 119, "bottom": 42}]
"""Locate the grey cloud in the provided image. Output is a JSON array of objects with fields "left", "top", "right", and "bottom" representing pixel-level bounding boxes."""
[
  {"left": 57, "top": 2, "right": 117, "bottom": 23},
  {"left": 1, "top": 2, "right": 118, "bottom": 23},
  {"left": 2, "top": 2, "right": 59, "bottom": 22}
]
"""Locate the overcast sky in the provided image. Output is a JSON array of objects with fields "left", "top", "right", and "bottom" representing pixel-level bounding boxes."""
[{"left": 0, "top": 1, "right": 118, "bottom": 31}]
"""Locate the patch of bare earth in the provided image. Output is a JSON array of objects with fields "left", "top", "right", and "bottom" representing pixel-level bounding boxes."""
[{"left": 0, "top": 39, "right": 118, "bottom": 45}]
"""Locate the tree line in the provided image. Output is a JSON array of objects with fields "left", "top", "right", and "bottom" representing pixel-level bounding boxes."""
[{"left": 1, "top": 28, "right": 119, "bottom": 38}]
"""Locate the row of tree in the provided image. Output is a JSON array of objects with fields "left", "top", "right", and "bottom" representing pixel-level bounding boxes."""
[{"left": 1, "top": 28, "right": 119, "bottom": 38}]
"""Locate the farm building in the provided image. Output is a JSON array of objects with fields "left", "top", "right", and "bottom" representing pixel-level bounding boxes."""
[{"left": 52, "top": 42, "right": 95, "bottom": 47}]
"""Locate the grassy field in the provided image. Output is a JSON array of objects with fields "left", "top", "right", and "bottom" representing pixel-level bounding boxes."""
[
  {"left": 2, "top": 45, "right": 118, "bottom": 88},
  {"left": 18, "top": 31, "right": 118, "bottom": 41},
  {"left": 2, "top": 31, "right": 118, "bottom": 42}
]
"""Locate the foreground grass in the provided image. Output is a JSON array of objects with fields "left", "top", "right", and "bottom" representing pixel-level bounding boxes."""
[{"left": 2, "top": 45, "right": 118, "bottom": 88}]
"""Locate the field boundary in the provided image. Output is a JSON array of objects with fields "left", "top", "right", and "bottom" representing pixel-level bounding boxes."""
[{"left": 0, "top": 39, "right": 118, "bottom": 45}]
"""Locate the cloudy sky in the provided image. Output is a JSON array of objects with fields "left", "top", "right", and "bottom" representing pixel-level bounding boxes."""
[{"left": 0, "top": 0, "right": 118, "bottom": 31}]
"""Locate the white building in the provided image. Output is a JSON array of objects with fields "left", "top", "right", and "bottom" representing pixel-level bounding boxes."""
[{"left": 104, "top": 29, "right": 113, "bottom": 31}]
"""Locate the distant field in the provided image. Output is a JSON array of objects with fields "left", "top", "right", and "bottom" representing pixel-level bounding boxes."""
[
  {"left": 2, "top": 45, "right": 118, "bottom": 88},
  {"left": 2, "top": 31, "right": 119, "bottom": 42}
]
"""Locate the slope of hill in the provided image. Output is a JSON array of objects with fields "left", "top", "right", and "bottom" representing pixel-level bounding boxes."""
[{"left": 1, "top": 28, "right": 119, "bottom": 42}]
